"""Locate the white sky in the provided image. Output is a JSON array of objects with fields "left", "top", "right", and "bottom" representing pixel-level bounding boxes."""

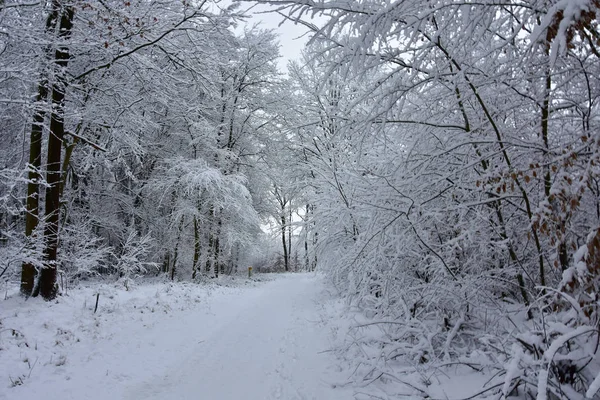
[{"left": 221, "top": 1, "right": 314, "bottom": 71}]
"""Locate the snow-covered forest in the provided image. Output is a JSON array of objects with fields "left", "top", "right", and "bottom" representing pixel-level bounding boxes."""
[{"left": 1, "top": 0, "right": 600, "bottom": 399}]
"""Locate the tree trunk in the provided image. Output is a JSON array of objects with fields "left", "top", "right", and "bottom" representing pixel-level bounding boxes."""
[
  {"left": 281, "top": 212, "right": 288, "bottom": 272},
  {"left": 171, "top": 246, "right": 178, "bottom": 281},
  {"left": 20, "top": 1, "right": 62, "bottom": 297},
  {"left": 171, "top": 217, "right": 184, "bottom": 281},
  {"left": 205, "top": 206, "right": 216, "bottom": 276},
  {"left": 304, "top": 239, "right": 309, "bottom": 271},
  {"left": 288, "top": 206, "right": 292, "bottom": 270},
  {"left": 162, "top": 252, "right": 170, "bottom": 275},
  {"left": 205, "top": 233, "right": 213, "bottom": 274},
  {"left": 232, "top": 243, "right": 240, "bottom": 275},
  {"left": 37, "top": 4, "right": 74, "bottom": 301},
  {"left": 312, "top": 231, "right": 318, "bottom": 271},
  {"left": 214, "top": 235, "right": 220, "bottom": 278},
  {"left": 304, "top": 204, "right": 310, "bottom": 271},
  {"left": 192, "top": 216, "right": 200, "bottom": 280},
  {"left": 21, "top": 85, "right": 47, "bottom": 296}
]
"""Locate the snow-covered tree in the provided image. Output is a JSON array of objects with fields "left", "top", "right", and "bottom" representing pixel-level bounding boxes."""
[
  {"left": 0, "top": 1, "right": 284, "bottom": 297},
  {"left": 248, "top": 0, "right": 600, "bottom": 396}
]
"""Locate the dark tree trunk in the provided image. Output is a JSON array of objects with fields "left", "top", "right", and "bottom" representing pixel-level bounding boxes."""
[
  {"left": 288, "top": 206, "right": 292, "bottom": 270},
  {"left": 192, "top": 216, "right": 200, "bottom": 280},
  {"left": 281, "top": 213, "right": 288, "bottom": 272},
  {"left": 205, "top": 207, "right": 215, "bottom": 275},
  {"left": 170, "top": 251, "right": 177, "bottom": 280},
  {"left": 38, "top": 4, "right": 74, "bottom": 300},
  {"left": 312, "top": 231, "right": 318, "bottom": 271},
  {"left": 304, "top": 204, "right": 310, "bottom": 271},
  {"left": 20, "top": 1, "right": 62, "bottom": 297},
  {"left": 214, "top": 235, "right": 220, "bottom": 278},
  {"left": 21, "top": 85, "right": 47, "bottom": 297},
  {"left": 171, "top": 217, "right": 184, "bottom": 281},
  {"left": 163, "top": 252, "right": 170, "bottom": 274},
  {"left": 205, "top": 234, "right": 213, "bottom": 274}
]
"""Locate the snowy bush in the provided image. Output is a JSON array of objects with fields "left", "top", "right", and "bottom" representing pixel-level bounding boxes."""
[
  {"left": 113, "top": 228, "right": 158, "bottom": 290},
  {"left": 58, "top": 223, "right": 112, "bottom": 284},
  {"left": 503, "top": 229, "right": 600, "bottom": 399},
  {"left": 269, "top": 0, "right": 600, "bottom": 397}
]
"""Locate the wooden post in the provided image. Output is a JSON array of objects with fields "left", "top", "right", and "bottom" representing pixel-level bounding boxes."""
[{"left": 248, "top": 266, "right": 252, "bottom": 279}]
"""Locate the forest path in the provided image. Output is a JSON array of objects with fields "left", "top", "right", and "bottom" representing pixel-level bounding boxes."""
[
  {"left": 124, "top": 273, "right": 350, "bottom": 400},
  {"left": 6, "top": 273, "right": 352, "bottom": 400}
]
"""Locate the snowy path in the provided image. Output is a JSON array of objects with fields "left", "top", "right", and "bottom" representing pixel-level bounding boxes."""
[
  {"left": 126, "top": 273, "right": 347, "bottom": 400},
  {"left": 7, "top": 274, "right": 351, "bottom": 400}
]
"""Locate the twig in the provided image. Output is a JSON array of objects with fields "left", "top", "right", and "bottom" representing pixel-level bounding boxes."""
[
  {"left": 436, "top": 360, "right": 483, "bottom": 372},
  {"left": 27, "top": 357, "right": 39, "bottom": 379},
  {"left": 431, "top": 380, "right": 507, "bottom": 400},
  {"left": 318, "top": 349, "right": 334, "bottom": 354},
  {"left": 94, "top": 293, "right": 100, "bottom": 313}
]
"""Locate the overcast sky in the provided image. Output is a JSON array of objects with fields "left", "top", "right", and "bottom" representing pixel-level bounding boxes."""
[{"left": 223, "top": 1, "right": 314, "bottom": 71}]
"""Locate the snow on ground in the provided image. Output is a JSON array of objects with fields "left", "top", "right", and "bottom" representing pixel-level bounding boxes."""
[
  {"left": 1, "top": 273, "right": 505, "bottom": 400},
  {"left": 0, "top": 273, "right": 353, "bottom": 400}
]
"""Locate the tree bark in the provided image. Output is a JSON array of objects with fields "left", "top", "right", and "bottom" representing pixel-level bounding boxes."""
[
  {"left": 171, "top": 217, "right": 184, "bottom": 281},
  {"left": 312, "top": 231, "right": 317, "bottom": 271},
  {"left": 281, "top": 212, "right": 288, "bottom": 272},
  {"left": 288, "top": 206, "right": 292, "bottom": 270},
  {"left": 38, "top": 4, "right": 74, "bottom": 300},
  {"left": 20, "top": 1, "right": 61, "bottom": 297},
  {"left": 192, "top": 216, "right": 200, "bottom": 280},
  {"left": 21, "top": 84, "right": 47, "bottom": 297},
  {"left": 214, "top": 235, "right": 220, "bottom": 278}
]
